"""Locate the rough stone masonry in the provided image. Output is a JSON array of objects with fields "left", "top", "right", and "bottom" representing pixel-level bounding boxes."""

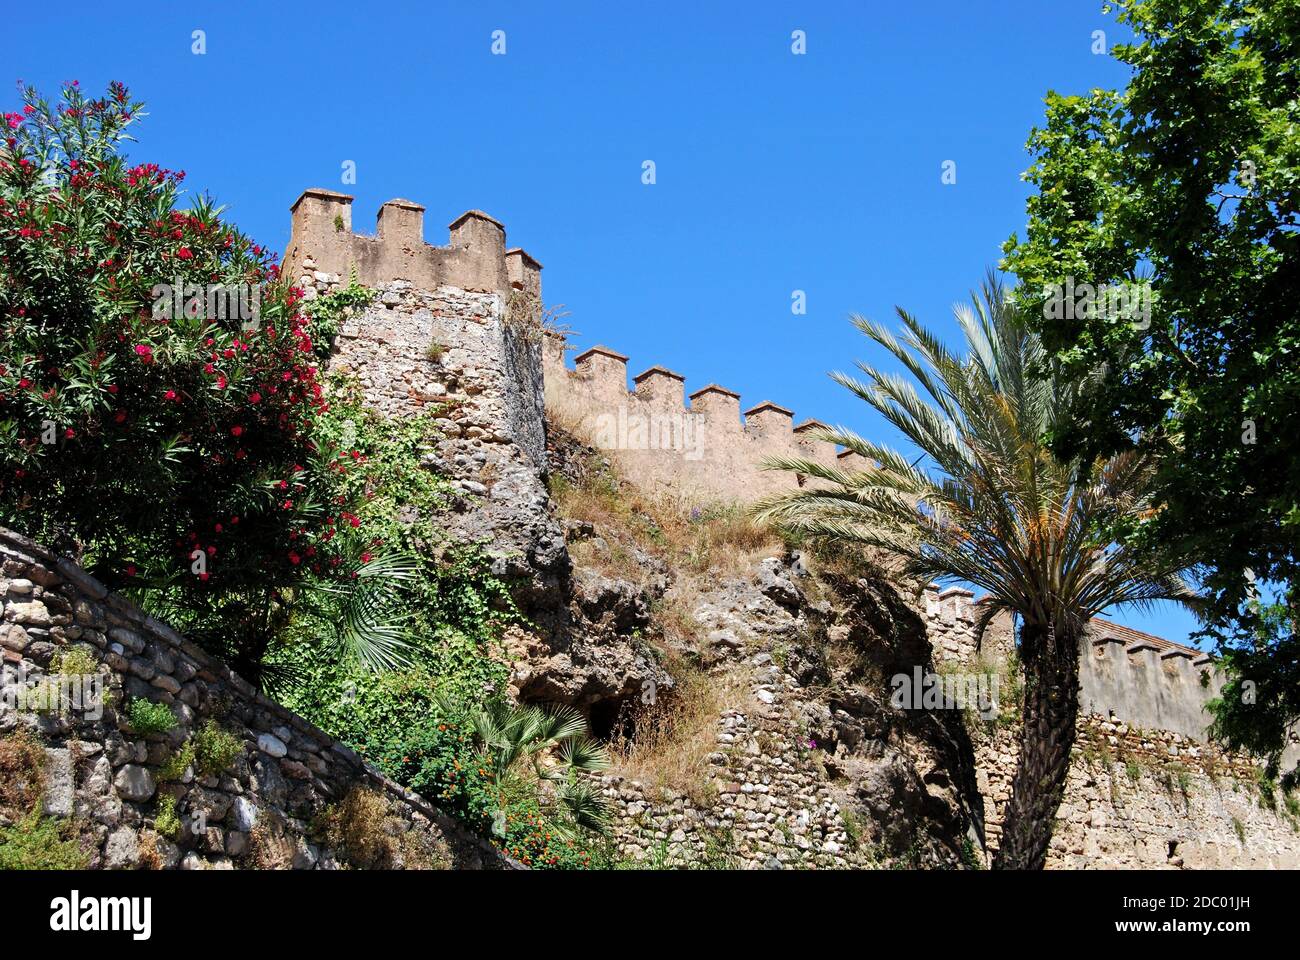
[
  {"left": 282, "top": 188, "right": 1299, "bottom": 869},
  {"left": 0, "top": 527, "right": 514, "bottom": 870}
]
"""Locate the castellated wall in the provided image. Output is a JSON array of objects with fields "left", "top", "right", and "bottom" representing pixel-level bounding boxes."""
[
  {"left": 926, "top": 588, "right": 1299, "bottom": 866},
  {"left": 0, "top": 528, "right": 514, "bottom": 870},
  {"left": 285, "top": 190, "right": 566, "bottom": 605},
  {"left": 279, "top": 188, "right": 1298, "bottom": 868},
  {"left": 544, "top": 334, "right": 867, "bottom": 503}
]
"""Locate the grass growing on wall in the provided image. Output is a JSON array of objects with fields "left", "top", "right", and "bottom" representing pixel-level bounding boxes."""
[{"left": 0, "top": 729, "right": 88, "bottom": 870}]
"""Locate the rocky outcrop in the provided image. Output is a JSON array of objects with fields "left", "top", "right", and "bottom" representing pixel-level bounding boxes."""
[
  {"left": 600, "top": 554, "right": 986, "bottom": 868},
  {"left": 313, "top": 276, "right": 666, "bottom": 726}
]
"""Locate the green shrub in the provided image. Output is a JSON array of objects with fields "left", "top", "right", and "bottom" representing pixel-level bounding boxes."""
[
  {"left": 158, "top": 742, "right": 196, "bottom": 782},
  {"left": 0, "top": 83, "right": 411, "bottom": 687},
  {"left": 126, "top": 698, "right": 177, "bottom": 736},
  {"left": 155, "top": 794, "right": 181, "bottom": 839},
  {"left": 0, "top": 811, "right": 88, "bottom": 869},
  {"left": 368, "top": 714, "right": 599, "bottom": 870},
  {"left": 193, "top": 720, "right": 242, "bottom": 776},
  {"left": 49, "top": 646, "right": 99, "bottom": 677}
]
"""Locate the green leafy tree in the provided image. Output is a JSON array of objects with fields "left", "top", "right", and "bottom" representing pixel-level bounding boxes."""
[
  {"left": 0, "top": 83, "right": 409, "bottom": 683},
  {"left": 1207, "top": 601, "right": 1300, "bottom": 786},
  {"left": 754, "top": 277, "right": 1197, "bottom": 869},
  {"left": 1000, "top": 0, "right": 1299, "bottom": 770}
]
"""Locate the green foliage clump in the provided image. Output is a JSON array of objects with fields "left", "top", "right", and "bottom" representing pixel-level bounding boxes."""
[
  {"left": 126, "top": 698, "right": 177, "bottom": 736},
  {"left": 0, "top": 810, "right": 88, "bottom": 869},
  {"left": 158, "top": 742, "right": 195, "bottom": 782},
  {"left": 272, "top": 396, "right": 517, "bottom": 747},
  {"left": 49, "top": 646, "right": 100, "bottom": 677},
  {"left": 155, "top": 794, "right": 181, "bottom": 839},
  {"left": 193, "top": 720, "right": 242, "bottom": 776},
  {"left": 368, "top": 713, "right": 602, "bottom": 870}
]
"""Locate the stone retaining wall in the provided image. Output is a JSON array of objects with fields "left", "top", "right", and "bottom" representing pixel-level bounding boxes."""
[{"left": 0, "top": 527, "right": 513, "bottom": 870}]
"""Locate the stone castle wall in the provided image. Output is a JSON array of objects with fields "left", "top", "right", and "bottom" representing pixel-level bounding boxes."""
[
  {"left": 0, "top": 528, "right": 513, "bottom": 870},
  {"left": 594, "top": 564, "right": 1300, "bottom": 870},
  {"left": 280, "top": 187, "right": 1298, "bottom": 869},
  {"left": 543, "top": 333, "right": 865, "bottom": 503},
  {"left": 287, "top": 191, "right": 566, "bottom": 608},
  {"left": 976, "top": 713, "right": 1300, "bottom": 868}
]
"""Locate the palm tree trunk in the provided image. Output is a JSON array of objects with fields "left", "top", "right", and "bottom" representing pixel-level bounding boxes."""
[{"left": 992, "top": 624, "right": 1081, "bottom": 870}]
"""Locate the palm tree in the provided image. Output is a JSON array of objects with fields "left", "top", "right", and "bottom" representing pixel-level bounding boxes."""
[
  {"left": 754, "top": 274, "right": 1197, "bottom": 869},
  {"left": 446, "top": 695, "right": 612, "bottom": 838}
]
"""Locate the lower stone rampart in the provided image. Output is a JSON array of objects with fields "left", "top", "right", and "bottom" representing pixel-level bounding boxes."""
[{"left": 0, "top": 527, "right": 513, "bottom": 870}]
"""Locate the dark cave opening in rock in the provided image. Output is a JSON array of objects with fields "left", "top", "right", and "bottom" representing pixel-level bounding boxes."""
[{"left": 587, "top": 697, "right": 636, "bottom": 743}]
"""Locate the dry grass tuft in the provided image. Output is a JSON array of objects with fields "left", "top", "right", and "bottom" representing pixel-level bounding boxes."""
[
  {"left": 606, "top": 653, "right": 748, "bottom": 806},
  {"left": 137, "top": 830, "right": 165, "bottom": 870},
  {"left": 247, "top": 819, "right": 296, "bottom": 870},
  {"left": 547, "top": 421, "right": 780, "bottom": 584},
  {"left": 314, "top": 786, "right": 396, "bottom": 869},
  {"left": 0, "top": 727, "right": 46, "bottom": 816}
]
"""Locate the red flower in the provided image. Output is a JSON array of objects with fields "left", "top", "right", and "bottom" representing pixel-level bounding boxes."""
[
  {"left": 164, "top": 389, "right": 177, "bottom": 401},
  {"left": 134, "top": 344, "right": 153, "bottom": 363},
  {"left": 230, "top": 425, "right": 243, "bottom": 437},
  {"left": 176, "top": 247, "right": 193, "bottom": 260}
]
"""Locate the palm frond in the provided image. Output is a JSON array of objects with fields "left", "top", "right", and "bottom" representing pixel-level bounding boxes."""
[{"left": 753, "top": 273, "right": 1199, "bottom": 648}]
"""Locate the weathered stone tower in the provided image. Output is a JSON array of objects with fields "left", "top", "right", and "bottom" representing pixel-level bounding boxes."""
[{"left": 285, "top": 189, "right": 562, "bottom": 605}]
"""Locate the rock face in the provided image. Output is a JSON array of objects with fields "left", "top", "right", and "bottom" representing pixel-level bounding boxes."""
[
  {"left": 0, "top": 528, "right": 514, "bottom": 871},
  {"left": 598, "top": 555, "right": 984, "bottom": 868}
]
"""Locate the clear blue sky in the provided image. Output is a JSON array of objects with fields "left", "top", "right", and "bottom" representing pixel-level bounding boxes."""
[{"left": 7, "top": 1, "right": 1202, "bottom": 645}]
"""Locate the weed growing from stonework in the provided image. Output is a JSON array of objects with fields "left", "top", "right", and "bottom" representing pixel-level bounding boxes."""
[
  {"left": 193, "top": 719, "right": 242, "bottom": 776},
  {"left": 0, "top": 728, "right": 46, "bottom": 813},
  {"left": 154, "top": 793, "right": 181, "bottom": 838},
  {"left": 0, "top": 729, "right": 86, "bottom": 869},
  {"left": 0, "top": 809, "right": 89, "bottom": 870},
  {"left": 299, "top": 274, "right": 372, "bottom": 344},
  {"left": 157, "top": 741, "right": 195, "bottom": 782},
  {"left": 49, "top": 645, "right": 99, "bottom": 677},
  {"left": 126, "top": 697, "right": 177, "bottom": 736}
]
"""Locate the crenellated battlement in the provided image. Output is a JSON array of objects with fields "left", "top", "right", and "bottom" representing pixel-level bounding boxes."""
[
  {"left": 285, "top": 188, "right": 1264, "bottom": 759},
  {"left": 544, "top": 330, "right": 848, "bottom": 501},
  {"left": 285, "top": 189, "right": 542, "bottom": 299}
]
